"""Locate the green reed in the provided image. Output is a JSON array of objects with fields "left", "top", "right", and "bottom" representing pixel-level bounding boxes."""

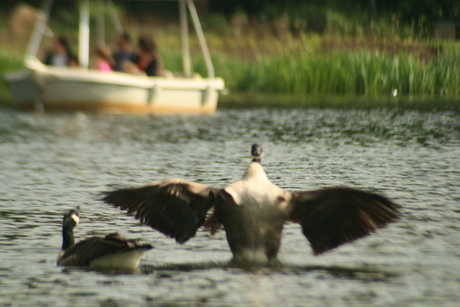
[
  {"left": 172, "top": 46, "right": 460, "bottom": 98},
  {"left": 0, "top": 51, "right": 24, "bottom": 101}
]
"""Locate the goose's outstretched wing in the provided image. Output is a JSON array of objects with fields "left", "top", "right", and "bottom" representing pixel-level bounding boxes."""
[
  {"left": 288, "top": 187, "right": 400, "bottom": 255},
  {"left": 58, "top": 232, "right": 153, "bottom": 266},
  {"left": 100, "top": 179, "right": 219, "bottom": 243}
]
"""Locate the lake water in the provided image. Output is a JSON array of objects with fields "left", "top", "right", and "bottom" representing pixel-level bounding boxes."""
[{"left": 1, "top": 104, "right": 459, "bottom": 306}]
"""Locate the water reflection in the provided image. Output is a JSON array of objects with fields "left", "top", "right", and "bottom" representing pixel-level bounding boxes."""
[{"left": 140, "top": 262, "right": 398, "bottom": 283}]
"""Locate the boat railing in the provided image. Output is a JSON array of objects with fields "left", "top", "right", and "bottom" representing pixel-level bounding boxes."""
[
  {"left": 185, "top": 0, "right": 214, "bottom": 79},
  {"left": 25, "top": 0, "right": 53, "bottom": 61}
]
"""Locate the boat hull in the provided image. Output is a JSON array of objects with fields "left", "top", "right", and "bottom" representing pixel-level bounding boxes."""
[{"left": 4, "top": 61, "right": 224, "bottom": 113}]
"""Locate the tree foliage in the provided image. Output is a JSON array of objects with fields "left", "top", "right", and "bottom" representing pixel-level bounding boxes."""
[
  {"left": 211, "top": 0, "right": 459, "bottom": 22},
  {"left": 3, "top": 0, "right": 459, "bottom": 25}
]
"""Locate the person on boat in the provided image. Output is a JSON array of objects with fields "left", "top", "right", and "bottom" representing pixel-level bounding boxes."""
[
  {"left": 94, "top": 46, "right": 115, "bottom": 72},
  {"left": 43, "top": 36, "right": 78, "bottom": 67},
  {"left": 133, "top": 35, "right": 165, "bottom": 77},
  {"left": 112, "top": 33, "right": 135, "bottom": 72}
]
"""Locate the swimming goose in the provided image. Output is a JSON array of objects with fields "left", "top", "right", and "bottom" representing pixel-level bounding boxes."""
[
  {"left": 57, "top": 206, "right": 153, "bottom": 269},
  {"left": 100, "top": 144, "right": 400, "bottom": 263}
]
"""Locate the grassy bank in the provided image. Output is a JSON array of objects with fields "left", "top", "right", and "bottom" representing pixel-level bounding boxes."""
[
  {"left": 218, "top": 93, "right": 460, "bottom": 110},
  {"left": 2, "top": 41, "right": 460, "bottom": 103},
  {"left": 0, "top": 50, "right": 23, "bottom": 102},
  {"left": 162, "top": 44, "right": 460, "bottom": 98}
]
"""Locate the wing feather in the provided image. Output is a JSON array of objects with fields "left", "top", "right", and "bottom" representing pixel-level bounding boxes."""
[
  {"left": 288, "top": 187, "right": 400, "bottom": 255},
  {"left": 100, "top": 179, "right": 219, "bottom": 243}
]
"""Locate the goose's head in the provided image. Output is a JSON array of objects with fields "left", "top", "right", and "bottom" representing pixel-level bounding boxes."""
[
  {"left": 63, "top": 206, "right": 80, "bottom": 230},
  {"left": 251, "top": 144, "right": 263, "bottom": 162}
]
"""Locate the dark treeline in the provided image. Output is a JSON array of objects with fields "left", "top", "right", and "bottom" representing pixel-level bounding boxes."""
[
  {"left": 211, "top": 0, "right": 460, "bottom": 36},
  {"left": 210, "top": 0, "right": 459, "bottom": 22},
  {"left": 4, "top": 0, "right": 460, "bottom": 20},
  {"left": 3, "top": 0, "right": 460, "bottom": 30}
]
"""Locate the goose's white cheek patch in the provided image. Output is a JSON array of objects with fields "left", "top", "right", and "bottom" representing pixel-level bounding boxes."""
[{"left": 71, "top": 214, "right": 80, "bottom": 225}]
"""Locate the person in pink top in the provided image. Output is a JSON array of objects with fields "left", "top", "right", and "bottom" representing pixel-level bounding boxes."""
[{"left": 94, "top": 46, "right": 115, "bottom": 72}]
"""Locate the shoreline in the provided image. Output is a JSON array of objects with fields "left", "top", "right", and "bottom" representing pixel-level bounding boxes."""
[{"left": 2, "top": 93, "right": 458, "bottom": 111}]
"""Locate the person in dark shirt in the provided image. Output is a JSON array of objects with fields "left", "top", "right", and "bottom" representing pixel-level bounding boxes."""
[
  {"left": 112, "top": 33, "right": 134, "bottom": 72},
  {"left": 133, "top": 35, "right": 164, "bottom": 77}
]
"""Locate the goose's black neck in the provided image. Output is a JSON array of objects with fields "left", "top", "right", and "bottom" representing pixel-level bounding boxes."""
[
  {"left": 252, "top": 158, "right": 261, "bottom": 163},
  {"left": 61, "top": 208, "right": 79, "bottom": 250},
  {"left": 62, "top": 225, "right": 75, "bottom": 250}
]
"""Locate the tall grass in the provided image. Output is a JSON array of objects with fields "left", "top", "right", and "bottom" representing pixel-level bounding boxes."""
[
  {"left": 182, "top": 47, "right": 460, "bottom": 97},
  {"left": 0, "top": 50, "right": 24, "bottom": 101}
]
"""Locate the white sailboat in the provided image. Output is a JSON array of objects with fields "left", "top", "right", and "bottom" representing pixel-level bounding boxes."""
[{"left": 4, "top": 0, "right": 225, "bottom": 113}]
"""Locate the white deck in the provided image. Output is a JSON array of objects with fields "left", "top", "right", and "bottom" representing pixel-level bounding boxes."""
[{"left": 5, "top": 59, "right": 224, "bottom": 113}]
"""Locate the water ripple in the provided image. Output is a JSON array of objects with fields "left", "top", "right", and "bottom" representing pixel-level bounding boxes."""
[{"left": 1, "top": 106, "right": 459, "bottom": 306}]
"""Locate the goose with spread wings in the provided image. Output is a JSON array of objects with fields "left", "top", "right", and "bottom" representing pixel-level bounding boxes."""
[
  {"left": 100, "top": 144, "right": 400, "bottom": 263},
  {"left": 57, "top": 206, "right": 153, "bottom": 269}
]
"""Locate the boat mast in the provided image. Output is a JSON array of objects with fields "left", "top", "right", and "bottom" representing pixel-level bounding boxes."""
[
  {"left": 97, "top": 0, "right": 105, "bottom": 46},
  {"left": 186, "top": 0, "right": 214, "bottom": 79},
  {"left": 179, "top": 0, "right": 191, "bottom": 77},
  {"left": 25, "top": 0, "right": 54, "bottom": 60},
  {"left": 79, "top": 0, "right": 90, "bottom": 68},
  {"left": 107, "top": 0, "right": 123, "bottom": 34}
]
